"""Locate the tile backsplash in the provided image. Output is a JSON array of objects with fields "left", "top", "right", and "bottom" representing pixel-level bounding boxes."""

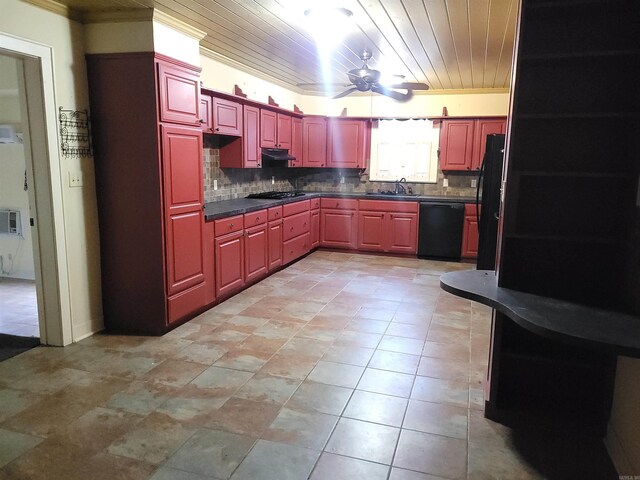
[{"left": 203, "top": 147, "right": 478, "bottom": 202}]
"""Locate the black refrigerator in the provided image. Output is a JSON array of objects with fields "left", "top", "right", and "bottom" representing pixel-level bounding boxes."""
[{"left": 476, "top": 134, "right": 505, "bottom": 270}]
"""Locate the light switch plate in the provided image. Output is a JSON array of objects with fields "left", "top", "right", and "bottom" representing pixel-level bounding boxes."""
[
  {"left": 443, "top": 178, "right": 448, "bottom": 187},
  {"left": 471, "top": 179, "right": 477, "bottom": 188}
]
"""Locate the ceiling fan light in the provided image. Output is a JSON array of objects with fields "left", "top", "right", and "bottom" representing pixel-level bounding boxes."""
[{"left": 304, "top": 7, "right": 353, "bottom": 47}]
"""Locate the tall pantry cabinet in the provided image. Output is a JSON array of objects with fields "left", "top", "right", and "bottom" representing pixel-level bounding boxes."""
[{"left": 87, "top": 53, "right": 209, "bottom": 335}]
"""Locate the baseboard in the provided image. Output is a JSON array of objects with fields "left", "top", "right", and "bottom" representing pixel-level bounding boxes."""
[{"left": 72, "top": 316, "right": 104, "bottom": 343}]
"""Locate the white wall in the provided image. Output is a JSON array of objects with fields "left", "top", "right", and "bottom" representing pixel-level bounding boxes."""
[{"left": 1, "top": 0, "right": 103, "bottom": 340}]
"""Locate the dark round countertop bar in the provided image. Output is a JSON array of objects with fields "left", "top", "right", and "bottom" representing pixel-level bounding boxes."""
[{"left": 440, "top": 270, "right": 640, "bottom": 358}]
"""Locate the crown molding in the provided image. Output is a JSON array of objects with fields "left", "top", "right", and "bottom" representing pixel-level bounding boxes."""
[
  {"left": 22, "top": 0, "right": 82, "bottom": 22},
  {"left": 82, "top": 9, "right": 153, "bottom": 24},
  {"left": 199, "top": 46, "right": 305, "bottom": 95},
  {"left": 152, "top": 10, "right": 207, "bottom": 41}
]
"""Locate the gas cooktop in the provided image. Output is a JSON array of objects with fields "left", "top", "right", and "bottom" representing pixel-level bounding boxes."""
[{"left": 246, "top": 191, "right": 306, "bottom": 199}]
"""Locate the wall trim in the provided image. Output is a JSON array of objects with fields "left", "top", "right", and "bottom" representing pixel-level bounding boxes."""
[
  {"left": 22, "top": 0, "right": 82, "bottom": 22},
  {"left": 152, "top": 10, "right": 206, "bottom": 41}
]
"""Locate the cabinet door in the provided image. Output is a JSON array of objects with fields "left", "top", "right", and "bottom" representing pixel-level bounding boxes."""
[
  {"left": 203, "top": 221, "right": 215, "bottom": 305},
  {"left": 440, "top": 119, "right": 475, "bottom": 171},
  {"left": 200, "top": 94, "right": 212, "bottom": 133},
  {"left": 290, "top": 117, "right": 303, "bottom": 167},
  {"left": 471, "top": 118, "right": 507, "bottom": 170},
  {"left": 310, "top": 209, "right": 320, "bottom": 248},
  {"left": 387, "top": 213, "right": 418, "bottom": 254},
  {"left": 462, "top": 215, "right": 480, "bottom": 258},
  {"left": 320, "top": 209, "right": 357, "bottom": 249},
  {"left": 212, "top": 97, "right": 242, "bottom": 136},
  {"left": 215, "top": 231, "right": 245, "bottom": 298},
  {"left": 358, "top": 211, "right": 386, "bottom": 252},
  {"left": 268, "top": 220, "right": 283, "bottom": 271},
  {"left": 303, "top": 117, "right": 327, "bottom": 167},
  {"left": 244, "top": 105, "right": 261, "bottom": 168},
  {"left": 327, "top": 119, "right": 368, "bottom": 169},
  {"left": 162, "top": 125, "right": 205, "bottom": 296},
  {"left": 277, "top": 113, "right": 292, "bottom": 149},
  {"left": 260, "top": 109, "right": 277, "bottom": 148},
  {"left": 245, "top": 224, "right": 268, "bottom": 283},
  {"left": 157, "top": 61, "right": 200, "bottom": 126}
]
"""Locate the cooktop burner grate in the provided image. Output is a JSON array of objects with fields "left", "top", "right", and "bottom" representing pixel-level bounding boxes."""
[{"left": 246, "top": 191, "right": 306, "bottom": 199}]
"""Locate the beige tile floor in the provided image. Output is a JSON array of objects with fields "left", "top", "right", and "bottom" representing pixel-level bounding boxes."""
[
  {"left": 0, "top": 252, "right": 549, "bottom": 479},
  {"left": 0, "top": 278, "right": 39, "bottom": 338}
]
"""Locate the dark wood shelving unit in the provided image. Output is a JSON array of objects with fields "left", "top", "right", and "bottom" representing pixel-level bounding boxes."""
[{"left": 477, "top": 0, "right": 640, "bottom": 437}]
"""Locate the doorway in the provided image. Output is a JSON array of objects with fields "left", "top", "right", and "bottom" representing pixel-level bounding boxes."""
[
  {"left": 0, "top": 54, "right": 39, "bottom": 341},
  {"left": 0, "top": 33, "right": 74, "bottom": 347}
]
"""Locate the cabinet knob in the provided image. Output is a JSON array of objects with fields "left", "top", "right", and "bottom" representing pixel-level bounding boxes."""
[
  {"left": 321, "top": 164, "right": 324, "bottom": 167},
  {"left": 256, "top": 217, "right": 260, "bottom": 222},
  {"left": 290, "top": 227, "right": 294, "bottom": 231},
  {"left": 230, "top": 223, "right": 234, "bottom": 228},
  {"left": 199, "top": 119, "right": 205, "bottom": 124},
  {"left": 215, "top": 127, "right": 220, "bottom": 131}
]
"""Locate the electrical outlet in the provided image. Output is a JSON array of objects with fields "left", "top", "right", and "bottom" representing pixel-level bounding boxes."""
[
  {"left": 69, "top": 171, "right": 83, "bottom": 187},
  {"left": 443, "top": 178, "right": 449, "bottom": 187},
  {"left": 340, "top": 176, "right": 345, "bottom": 184},
  {"left": 471, "top": 179, "right": 477, "bottom": 188},
  {"left": 272, "top": 176, "right": 275, "bottom": 185},
  {"left": 214, "top": 179, "right": 218, "bottom": 190}
]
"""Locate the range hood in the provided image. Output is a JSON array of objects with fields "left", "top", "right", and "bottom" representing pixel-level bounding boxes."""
[{"left": 261, "top": 148, "right": 296, "bottom": 165}]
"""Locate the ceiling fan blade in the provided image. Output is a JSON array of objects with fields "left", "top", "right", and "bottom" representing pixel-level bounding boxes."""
[
  {"left": 386, "top": 82, "right": 430, "bottom": 90},
  {"left": 371, "top": 84, "right": 412, "bottom": 101},
  {"left": 332, "top": 87, "right": 359, "bottom": 99}
]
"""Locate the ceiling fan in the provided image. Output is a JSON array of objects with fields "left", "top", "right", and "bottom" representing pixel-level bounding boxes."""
[{"left": 298, "top": 49, "right": 429, "bottom": 101}]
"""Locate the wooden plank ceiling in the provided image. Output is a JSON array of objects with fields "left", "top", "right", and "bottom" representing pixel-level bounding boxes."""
[{"left": 53, "top": 0, "right": 518, "bottom": 92}]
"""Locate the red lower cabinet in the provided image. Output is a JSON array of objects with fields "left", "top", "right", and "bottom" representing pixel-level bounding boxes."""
[
  {"left": 203, "top": 221, "right": 215, "bottom": 306},
  {"left": 357, "top": 200, "right": 418, "bottom": 254},
  {"left": 283, "top": 233, "right": 310, "bottom": 264},
  {"left": 268, "top": 220, "right": 283, "bottom": 271},
  {"left": 245, "top": 224, "right": 268, "bottom": 283},
  {"left": 282, "top": 200, "right": 311, "bottom": 264},
  {"left": 358, "top": 211, "right": 385, "bottom": 251},
  {"left": 320, "top": 199, "right": 358, "bottom": 249},
  {"left": 461, "top": 203, "right": 480, "bottom": 259},
  {"left": 310, "top": 208, "right": 320, "bottom": 248},
  {"left": 214, "top": 230, "right": 245, "bottom": 298},
  {"left": 388, "top": 213, "right": 418, "bottom": 253}
]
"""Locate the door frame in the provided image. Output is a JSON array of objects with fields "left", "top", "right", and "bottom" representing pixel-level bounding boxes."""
[{"left": 0, "top": 33, "right": 73, "bottom": 346}]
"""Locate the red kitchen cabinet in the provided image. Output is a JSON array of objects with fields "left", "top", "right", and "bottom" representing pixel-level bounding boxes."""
[
  {"left": 157, "top": 60, "right": 200, "bottom": 126},
  {"left": 310, "top": 208, "right": 320, "bottom": 249},
  {"left": 87, "top": 53, "right": 205, "bottom": 334},
  {"left": 200, "top": 94, "right": 212, "bottom": 133},
  {"left": 327, "top": 118, "right": 370, "bottom": 169},
  {"left": 219, "top": 105, "right": 261, "bottom": 168},
  {"left": 212, "top": 97, "right": 242, "bottom": 136},
  {"left": 357, "top": 200, "right": 418, "bottom": 254},
  {"left": 215, "top": 230, "right": 245, "bottom": 298},
  {"left": 277, "top": 113, "right": 292, "bottom": 149},
  {"left": 268, "top": 219, "right": 283, "bottom": 271},
  {"left": 260, "top": 109, "right": 277, "bottom": 148},
  {"left": 203, "top": 221, "right": 215, "bottom": 306},
  {"left": 303, "top": 117, "right": 327, "bottom": 167},
  {"left": 439, "top": 119, "right": 475, "bottom": 171},
  {"left": 290, "top": 117, "right": 303, "bottom": 167},
  {"left": 461, "top": 203, "right": 480, "bottom": 259},
  {"left": 244, "top": 224, "right": 268, "bottom": 284},
  {"left": 320, "top": 199, "right": 358, "bottom": 249},
  {"left": 282, "top": 200, "right": 311, "bottom": 264},
  {"left": 388, "top": 213, "right": 418, "bottom": 253},
  {"left": 358, "top": 211, "right": 386, "bottom": 251},
  {"left": 471, "top": 118, "right": 507, "bottom": 170}
]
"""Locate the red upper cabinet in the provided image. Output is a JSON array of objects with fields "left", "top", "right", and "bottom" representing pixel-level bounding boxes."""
[
  {"left": 157, "top": 61, "right": 200, "bottom": 126},
  {"left": 243, "top": 105, "right": 261, "bottom": 168},
  {"left": 471, "top": 118, "right": 507, "bottom": 170},
  {"left": 327, "top": 119, "right": 370, "bottom": 169},
  {"left": 290, "top": 117, "right": 303, "bottom": 167},
  {"left": 212, "top": 97, "right": 242, "bottom": 136},
  {"left": 439, "top": 119, "right": 475, "bottom": 171},
  {"left": 260, "top": 109, "right": 277, "bottom": 148},
  {"left": 200, "top": 94, "right": 212, "bottom": 132},
  {"left": 277, "top": 114, "right": 292, "bottom": 149},
  {"left": 303, "top": 117, "right": 327, "bottom": 167}
]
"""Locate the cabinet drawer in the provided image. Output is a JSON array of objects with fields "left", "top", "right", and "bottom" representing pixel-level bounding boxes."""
[
  {"left": 268, "top": 206, "right": 283, "bottom": 221},
  {"left": 310, "top": 198, "right": 321, "bottom": 210},
  {"left": 283, "top": 211, "right": 310, "bottom": 241},
  {"left": 283, "top": 233, "right": 310, "bottom": 265},
  {"left": 321, "top": 198, "right": 358, "bottom": 210},
  {"left": 244, "top": 209, "right": 267, "bottom": 228},
  {"left": 167, "top": 281, "right": 207, "bottom": 325},
  {"left": 283, "top": 199, "right": 310, "bottom": 217},
  {"left": 214, "top": 215, "right": 243, "bottom": 236},
  {"left": 358, "top": 200, "right": 418, "bottom": 213},
  {"left": 465, "top": 203, "right": 480, "bottom": 217}
]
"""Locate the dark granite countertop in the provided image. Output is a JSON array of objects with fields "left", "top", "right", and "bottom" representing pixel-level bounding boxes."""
[
  {"left": 440, "top": 270, "right": 640, "bottom": 358},
  {"left": 204, "top": 192, "right": 477, "bottom": 221}
]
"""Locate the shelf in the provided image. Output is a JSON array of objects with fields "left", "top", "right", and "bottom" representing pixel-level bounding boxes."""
[{"left": 440, "top": 270, "right": 640, "bottom": 358}]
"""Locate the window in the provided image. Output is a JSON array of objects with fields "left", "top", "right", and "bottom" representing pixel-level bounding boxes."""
[{"left": 368, "top": 118, "right": 438, "bottom": 183}]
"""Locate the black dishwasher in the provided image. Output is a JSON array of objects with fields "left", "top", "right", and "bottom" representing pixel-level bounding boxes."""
[{"left": 417, "top": 202, "right": 464, "bottom": 261}]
